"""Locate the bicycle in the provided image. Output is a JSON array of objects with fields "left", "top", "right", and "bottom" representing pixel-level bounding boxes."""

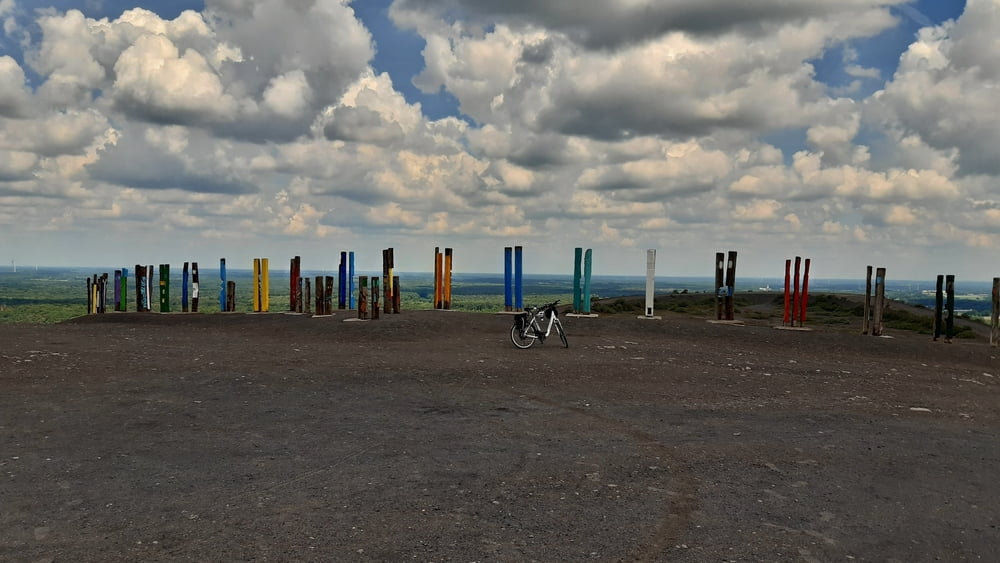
[{"left": 510, "top": 300, "right": 568, "bottom": 349}]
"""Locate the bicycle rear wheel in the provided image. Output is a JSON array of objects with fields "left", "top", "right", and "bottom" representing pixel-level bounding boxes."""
[
  {"left": 511, "top": 323, "right": 536, "bottom": 348},
  {"left": 555, "top": 319, "right": 568, "bottom": 348}
]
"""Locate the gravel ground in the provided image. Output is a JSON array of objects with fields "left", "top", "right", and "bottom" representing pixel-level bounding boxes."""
[{"left": 1, "top": 304, "right": 998, "bottom": 562}]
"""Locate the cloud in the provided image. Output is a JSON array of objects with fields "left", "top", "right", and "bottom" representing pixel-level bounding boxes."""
[
  {"left": 393, "top": 0, "right": 907, "bottom": 49},
  {"left": 872, "top": 0, "right": 1000, "bottom": 175}
]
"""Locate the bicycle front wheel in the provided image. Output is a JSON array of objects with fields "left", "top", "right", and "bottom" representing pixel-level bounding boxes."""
[
  {"left": 511, "top": 323, "right": 536, "bottom": 348},
  {"left": 555, "top": 320, "right": 568, "bottom": 348}
]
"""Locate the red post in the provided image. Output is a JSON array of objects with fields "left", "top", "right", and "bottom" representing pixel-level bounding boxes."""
[
  {"left": 792, "top": 256, "right": 802, "bottom": 325},
  {"left": 799, "top": 258, "right": 811, "bottom": 324}
]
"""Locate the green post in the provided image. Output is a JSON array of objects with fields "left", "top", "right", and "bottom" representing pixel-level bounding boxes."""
[
  {"left": 159, "top": 264, "right": 170, "bottom": 313},
  {"left": 582, "top": 248, "right": 593, "bottom": 314}
]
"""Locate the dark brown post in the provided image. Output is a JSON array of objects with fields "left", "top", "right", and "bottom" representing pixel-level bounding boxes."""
[
  {"left": 435, "top": 249, "right": 444, "bottom": 309},
  {"left": 191, "top": 262, "right": 199, "bottom": 313},
  {"left": 872, "top": 267, "right": 886, "bottom": 336},
  {"left": 945, "top": 275, "right": 955, "bottom": 343},
  {"left": 862, "top": 266, "right": 872, "bottom": 335},
  {"left": 724, "top": 250, "right": 737, "bottom": 321},
  {"left": 290, "top": 256, "right": 300, "bottom": 312},
  {"left": 392, "top": 275, "right": 401, "bottom": 313},
  {"left": 297, "top": 277, "right": 304, "bottom": 313},
  {"left": 715, "top": 252, "right": 724, "bottom": 320},
  {"left": 443, "top": 248, "right": 453, "bottom": 310},
  {"left": 371, "top": 276, "right": 380, "bottom": 320},
  {"left": 991, "top": 277, "right": 999, "bottom": 346},
  {"left": 325, "top": 276, "right": 334, "bottom": 314},
  {"left": 315, "top": 275, "right": 324, "bottom": 315},
  {"left": 304, "top": 278, "right": 312, "bottom": 315},
  {"left": 434, "top": 247, "right": 442, "bottom": 309},
  {"left": 87, "top": 276, "right": 93, "bottom": 314},
  {"left": 226, "top": 281, "right": 236, "bottom": 312},
  {"left": 358, "top": 275, "right": 369, "bottom": 319},
  {"left": 933, "top": 275, "right": 944, "bottom": 341}
]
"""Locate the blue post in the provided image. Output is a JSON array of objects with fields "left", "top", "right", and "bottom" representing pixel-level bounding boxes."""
[
  {"left": 503, "top": 247, "right": 513, "bottom": 311},
  {"left": 514, "top": 246, "right": 523, "bottom": 310},
  {"left": 573, "top": 247, "right": 583, "bottom": 312},
  {"left": 338, "top": 251, "right": 348, "bottom": 309},
  {"left": 582, "top": 249, "right": 593, "bottom": 314},
  {"left": 219, "top": 258, "right": 227, "bottom": 311},
  {"left": 349, "top": 251, "right": 356, "bottom": 309}
]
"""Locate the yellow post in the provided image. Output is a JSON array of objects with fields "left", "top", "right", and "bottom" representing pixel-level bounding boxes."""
[
  {"left": 261, "top": 258, "right": 270, "bottom": 312},
  {"left": 252, "top": 258, "right": 261, "bottom": 312}
]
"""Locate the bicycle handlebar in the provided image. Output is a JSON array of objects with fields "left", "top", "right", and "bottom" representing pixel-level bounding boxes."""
[{"left": 524, "top": 300, "right": 560, "bottom": 311}]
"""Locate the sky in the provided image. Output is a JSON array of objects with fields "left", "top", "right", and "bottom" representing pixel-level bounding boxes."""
[{"left": 1, "top": 0, "right": 996, "bottom": 280}]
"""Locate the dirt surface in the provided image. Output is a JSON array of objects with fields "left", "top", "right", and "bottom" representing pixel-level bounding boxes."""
[{"left": 2, "top": 300, "right": 998, "bottom": 562}]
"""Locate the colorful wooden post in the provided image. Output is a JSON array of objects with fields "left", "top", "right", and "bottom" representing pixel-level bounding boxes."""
[
  {"left": 582, "top": 249, "right": 593, "bottom": 314},
  {"left": 219, "top": 258, "right": 227, "bottom": 312},
  {"left": 643, "top": 249, "right": 656, "bottom": 318},
  {"left": 434, "top": 247, "right": 443, "bottom": 309},
  {"left": 181, "top": 262, "right": 189, "bottom": 312},
  {"left": 314, "top": 275, "right": 324, "bottom": 315},
  {"left": 791, "top": 256, "right": 801, "bottom": 325},
  {"left": 261, "top": 258, "right": 269, "bottom": 312},
  {"left": 159, "top": 264, "right": 170, "bottom": 313},
  {"left": 991, "top": 277, "right": 999, "bottom": 346},
  {"left": 799, "top": 258, "right": 811, "bottom": 324},
  {"left": 113, "top": 270, "right": 122, "bottom": 312},
  {"left": 100, "top": 273, "right": 108, "bottom": 314},
  {"left": 349, "top": 251, "right": 356, "bottom": 310},
  {"left": 297, "top": 277, "right": 304, "bottom": 313},
  {"left": 393, "top": 275, "right": 401, "bottom": 313},
  {"left": 120, "top": 268, "right": 128, "bottom": 312},
  {"left": 715, "top": 252, "right": 725, "bottom": 320},
  {"left": 382, "top": 248, "right": 395, "bottom": 314},
  {"left": 443, "top": 248, "right": 453, "bottom": 310},
  {"left": 146, "top": 265, "right": 154, "bottom": 312},
  {"left": 724, "top": 251, "right": 737, "bottom": 321},
  {"left": 933, "top": 275, "right": 945, "bottom": 340},
  {"left": 503, "top": 247, "right": 513, "bottom": 312},
  {"left": 783, "top": 259, "right": 792, "bottom": 326},
  {"left": 304, "top": 278, "right": 311, "bottom": 314},
  {"left": 514, "top": 246, "right": 523, "bottom": 310},
  {"left": 290, "top": 256, "right": 301, "bottom": 312},
  {"left": 872, "top": 267, "right": 886, "bottom": 336},
  {"left": 87, "top": 276, "right": 93, "bottom": 314},
  {"left": 251, "top": 258, "right": 269, "bottom": 312},
  {"left": 862, "top": 266, "right": 873, "bottom": 335},
  {"left": 945, "top": 274, "right": 955, "bottom": 343},
  {"left": 339, "top": 252, "right": 347, "bottom": 310},
  {"left": 358, "top": 275, "right": 369, "bottom": 319},
  {"left": 226, "top": 280, "right": 237, "bottom": 312},
  {"left": 326, "top": 276, "right": 335, "bottom": 315},
  {"left": 135, "top": 264, "right": 145, "bottom": 312},
  {"left": 573, "top": 247, "right": 583, "bottom": 313},
  {"left": 191, "top": 262, "right": 199, "bottom": 313},
  {"left": 371, "top": 276, "right": 380, "bottom": 320}
]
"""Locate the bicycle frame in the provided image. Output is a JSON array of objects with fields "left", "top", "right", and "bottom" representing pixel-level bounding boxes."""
[{"left": 522, "top": 307, "right": 560, "bottom": 341}]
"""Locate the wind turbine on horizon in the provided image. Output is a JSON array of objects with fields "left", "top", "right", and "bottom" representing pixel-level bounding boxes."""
[{"left": 10, "top": 260, "right": 14, "bottom": 273}]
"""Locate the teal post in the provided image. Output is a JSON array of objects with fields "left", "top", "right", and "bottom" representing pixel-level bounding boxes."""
[
  {"left": 219, "top": 258, "right": 227, "bottom": 311},
  {"left": 573, "top": 247, "right": 583, "bottom": 312},
  {"left": 582, "top": 249, "right": 593, "bottom": 314}
]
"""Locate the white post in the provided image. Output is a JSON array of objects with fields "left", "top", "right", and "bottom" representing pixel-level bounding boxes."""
[{"left": 641, "top": 249, "right": 660, "bottom": 319}]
